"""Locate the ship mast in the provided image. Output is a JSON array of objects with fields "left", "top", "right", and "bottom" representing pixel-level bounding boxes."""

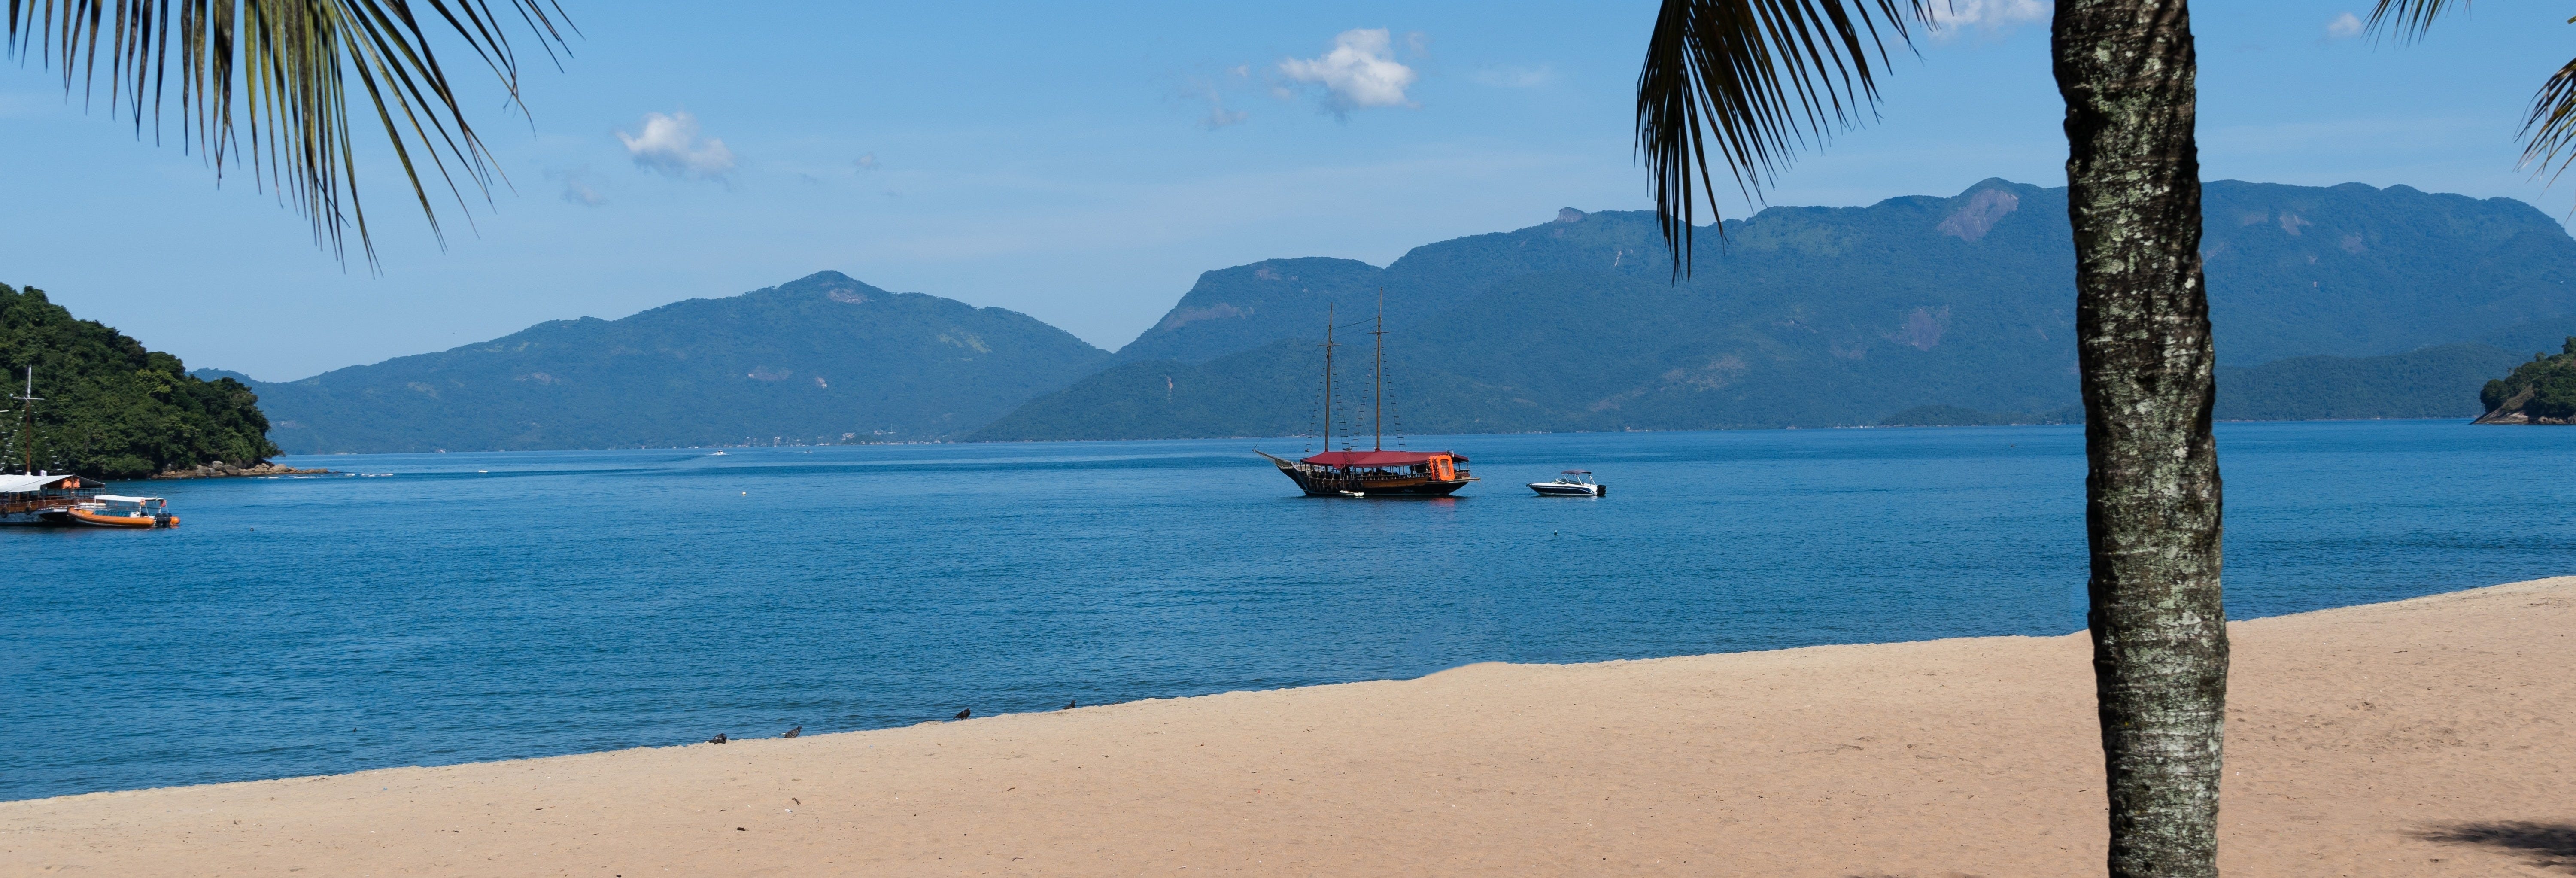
[
  {"left": 1321, "top": 305, "right": 1336, "bottom": 453},
  {"left": 1372, "top": 288, "right": 1385, "bottom": 451},
  {"left": 12, "top": 366, "right": 36, "bottom": 474}
]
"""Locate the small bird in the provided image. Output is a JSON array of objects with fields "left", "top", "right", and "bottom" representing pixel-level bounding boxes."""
[
  {"left": 1062, "top": 700, "right": 1077, "bottom": 711},
  {"left": 781, "top": 725, "right": 801, "bottom": 738},
  {"left": 707, "top": 733, "right": 729, "bottom": 744},
  {"left": 954, "top": 708, "right": 972, "bottom": 720}
]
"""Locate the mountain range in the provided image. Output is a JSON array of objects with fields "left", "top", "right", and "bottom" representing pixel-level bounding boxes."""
[
  {"left": 974, "top": 179, "right": 2576, "bottom": 440},
  {"left": 213, "top": 179, "right": 2576, "bottom": 453},
  {"left": 230, "top": 273, "right": 1103, "bottom": 453}
]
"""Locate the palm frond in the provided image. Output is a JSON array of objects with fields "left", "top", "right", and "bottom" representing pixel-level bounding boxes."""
[
  {"left": 2369, "top": 1, "right": 2576, "bottom": 192},
  {"left": 2520, "top": 57, "right": 2576, "bottom": 186},
  {"left": 2363, "top": 0, "right": 2462, "bottom": 44},
  {"left": 1636, "top": 0, "right": 1928, "bottom": 276},
  {"left": 6, "top": 1, "right": 574, "bottom": 264}
]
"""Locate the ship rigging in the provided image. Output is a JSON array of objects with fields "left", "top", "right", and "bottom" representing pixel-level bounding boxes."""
[{"left": 1255, "top": 291, "right": 1474, "bottom": 497}]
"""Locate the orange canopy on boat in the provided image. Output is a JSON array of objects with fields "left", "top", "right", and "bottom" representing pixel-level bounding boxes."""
[{"left": 1300, "top": 450, "right": 1464, "bottom": 467}]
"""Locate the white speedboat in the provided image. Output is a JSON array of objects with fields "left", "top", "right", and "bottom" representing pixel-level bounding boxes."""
[{"left": 1528, "top": 470, "right": 1605, "bottom": 497}]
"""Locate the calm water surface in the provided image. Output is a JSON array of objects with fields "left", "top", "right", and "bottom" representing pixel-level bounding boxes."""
[{"left": 8, "top": 421, "right": 2574, "bottom": 799}]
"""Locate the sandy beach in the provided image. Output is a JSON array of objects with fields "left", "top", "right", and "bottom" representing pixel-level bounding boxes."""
[{"left": 6, "top": 577, "right": 2572, "bottom": 876}]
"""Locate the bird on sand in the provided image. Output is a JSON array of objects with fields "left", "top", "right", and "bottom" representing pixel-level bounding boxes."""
[
  {"left": 781, "top": 725, "right": 801, "bottom": 738},
  {"left": 707, "top": 733, "right": 729, "bottom": 744},
  {"left": 954, "top": 708, "right": 972, "bottom": 720},
  {"left": 1063, "top": 700, "right": 1077, "bottom": 710}
]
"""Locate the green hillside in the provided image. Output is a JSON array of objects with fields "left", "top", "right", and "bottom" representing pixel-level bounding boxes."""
[
  {"left": 242, "top": 272, "right": 1108, "bottom": 453},
  {"left": 983, "top": 179, "right": 2576, "bottom": 441},
  {"left": 2212, "top": 343, "right": 2521, "bottom": 421},
  {"left": 2473, "top": 337, "right": 2576, "bottom": 423},
  {"left": 0, "top": 284, "right": 277, "bottom": 479},
  {"left": 1112, "top": 258, "right": 1385, "bottom": 364}
]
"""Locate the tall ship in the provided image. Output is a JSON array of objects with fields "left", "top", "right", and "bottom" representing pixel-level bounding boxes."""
[
  {"left": 0, "top": 365, "right": 179, "bottom": 527},
  {"left": 1256, "top": 295, "right": 1474, "bottom": 497},
  {"left": 0, "top": 473, "right": 94, "bottom": 526}
]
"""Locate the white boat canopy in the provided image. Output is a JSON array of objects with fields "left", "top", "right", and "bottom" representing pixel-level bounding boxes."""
[
  {"left": 91, "top": 495, "right": 163, "bottom": 503},
  {"left": 0, "top": 474, "right": 82, "bottom": 494}
]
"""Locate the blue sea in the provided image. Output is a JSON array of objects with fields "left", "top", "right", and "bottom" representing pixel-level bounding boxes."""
[{"left": 8, "top": 420, "right": 2576, "bottom": 801}]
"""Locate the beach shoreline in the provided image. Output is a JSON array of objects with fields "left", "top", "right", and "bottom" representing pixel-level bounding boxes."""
[{"left": 7, "top": 576, "right": 2572, "bottom": 876}]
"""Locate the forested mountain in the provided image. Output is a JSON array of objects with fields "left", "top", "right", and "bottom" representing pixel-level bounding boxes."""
[
  {"left": 218, "top": 179, "right": 2576, "bottom": 451},
  {"left": 2211, "top": 343, "right": 2525, "bottom": 422},
  {"left": 240, "top": 272, "right": 1107, "bottom": 453},
  {"left": 977, "top": 179, "right": 2576, "bottom": 440},
  {"left": 0, "top": 284, "right": 276, "bottom": 479}
]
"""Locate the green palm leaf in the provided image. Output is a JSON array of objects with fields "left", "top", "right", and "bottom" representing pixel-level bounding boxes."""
[
  {"left": 6, "top": 1, "right": 574, "bottom": 262},
  {"left": 2370, "top": 0, "right": 2576, "bottom": 187},
  {"left": 1635, "top": 0, "right": 1930, "bottom": 275}
]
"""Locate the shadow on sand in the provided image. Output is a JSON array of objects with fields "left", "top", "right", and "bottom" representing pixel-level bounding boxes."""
[{"left": 2417, "top": 821, "right": 2576, "bottom": 873}]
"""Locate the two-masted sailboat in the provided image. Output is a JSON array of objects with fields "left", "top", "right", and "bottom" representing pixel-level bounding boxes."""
[{"left": 1255, "top": 295, "right": 1474, "bottom": 497}]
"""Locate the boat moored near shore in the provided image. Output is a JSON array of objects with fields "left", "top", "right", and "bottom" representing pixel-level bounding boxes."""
[
  {"left": 58, "top": 495, "right": 179, "bottom": 528},
  {"left": 0, "top": 473, "right": 93, "bottom": 526}
]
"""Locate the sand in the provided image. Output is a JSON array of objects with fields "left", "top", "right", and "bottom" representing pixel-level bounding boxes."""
[{"left": 7, "top": 577, "right": 2574, "bottom": 877}]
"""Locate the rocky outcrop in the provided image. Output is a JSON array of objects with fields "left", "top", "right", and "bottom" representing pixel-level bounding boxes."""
[
  {"left": 151, "top": 460, "right": 331, "bottom": 480},
  {"left": 2473, "top": 386, "right": 2541, "bottom": 423},
  {"left": 2476, "top": 338, "right": 2576, "bottom": 424}
]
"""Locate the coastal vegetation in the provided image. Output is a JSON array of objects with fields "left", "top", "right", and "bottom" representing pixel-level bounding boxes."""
[
  {"left": 0, "top": 284, "right": 277, "bottom": 479},
  {"left": 2218, "top": 343, "right": 2524, "bottom": 422},
  {"left": 2474, "top": 338, "right": 2576, "bottom": 423}
]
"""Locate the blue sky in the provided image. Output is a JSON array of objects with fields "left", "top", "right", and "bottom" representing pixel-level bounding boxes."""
[{"left": 4, "top": 1, "right": 2573, "bottom": 380}]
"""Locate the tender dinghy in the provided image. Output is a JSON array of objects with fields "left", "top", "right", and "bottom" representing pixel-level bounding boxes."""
[{"left": 1528, "top": 471, "right": 1605, "bottom": 497}]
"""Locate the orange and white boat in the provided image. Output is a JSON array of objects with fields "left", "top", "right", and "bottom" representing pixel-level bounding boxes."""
[{"left": 57, "top": 495, "right": 179, "bottom": 529}]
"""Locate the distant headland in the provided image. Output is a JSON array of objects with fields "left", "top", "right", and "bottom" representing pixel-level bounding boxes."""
[{"left": 2475, "top": 337, "right": 2576, "bottom": 424}]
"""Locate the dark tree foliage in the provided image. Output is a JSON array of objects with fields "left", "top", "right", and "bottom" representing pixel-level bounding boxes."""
[
  {"left": 2481, "top": 337, "right": 2576, "bottom": 420},
  {"left": 0, "top": 284, "right": 278, "bottom": 479}
]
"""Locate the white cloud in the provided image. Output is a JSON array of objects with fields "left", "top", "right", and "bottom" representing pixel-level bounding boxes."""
[
  {"left": 2326, "top": 12, "right": 2363, "bottom": 39},
  {"left": 855, "top": 152, "right": 879, "bottom": 171},
  {"left": 1278, "top": 28, "right": 1419, "bottom": 115},
  {"left": 1924, "top": 0, "right": 2048, "bottom": 36},
  {"left": 616, "top": 111, "right": 735, "bottom": 179},
  {"left": 1471, "top": 65, "right": 1554, "bottom": 88}
]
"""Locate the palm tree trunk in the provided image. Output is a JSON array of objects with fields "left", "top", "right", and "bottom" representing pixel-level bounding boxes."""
[{"left": 2052, "top": 1, "right": 2227, "bottom": 876}]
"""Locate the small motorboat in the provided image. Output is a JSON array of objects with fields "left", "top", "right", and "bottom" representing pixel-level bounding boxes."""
[
  {"left": 1528, "top": 471, "right": 1605, "bottom": 497},
  {"left": 58, "top": 495, "right": 179, "bottom": 528}
]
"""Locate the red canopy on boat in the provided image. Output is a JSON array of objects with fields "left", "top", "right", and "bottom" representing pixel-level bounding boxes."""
[{"left": 1300, "top": 450, "right": 1463, "bottom": 467}]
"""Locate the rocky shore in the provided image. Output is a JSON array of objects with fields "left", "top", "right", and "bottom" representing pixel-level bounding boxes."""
[{"left": 150, "top": 460, "right": 331, "bottom": 480}]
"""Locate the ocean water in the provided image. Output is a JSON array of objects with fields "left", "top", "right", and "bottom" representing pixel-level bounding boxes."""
[{"left": 8, "top": 420, "right": 2576, "bottom": 801}]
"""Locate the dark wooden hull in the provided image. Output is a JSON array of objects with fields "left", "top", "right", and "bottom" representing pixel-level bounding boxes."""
[{"left": 1261, "top": 453, "right": 1473, "bottom": 497}]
